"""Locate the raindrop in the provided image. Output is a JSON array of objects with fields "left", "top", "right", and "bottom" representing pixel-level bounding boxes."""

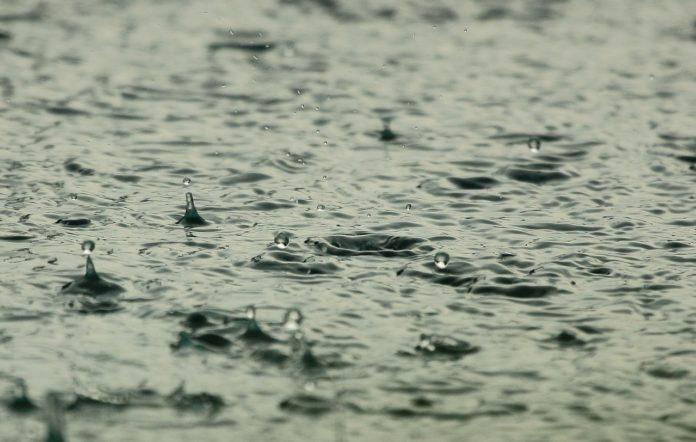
[
  {"left": 69, "top": 193, "right": 77, "bottom": 200},
  {"left": 406, "top": 203, "right": 412, "bottom": 211},
  {"left": 316, "top": 204, "right": 325, "bottom": 211},
  {"left": 322, "top": 175, "right": 327, "bottom": 180},
  {"left": 323, "top": 140, "right": 328, "bottom": 145},
  {"left": 81, "top": 240, "right": 95, "bottom": 255},
  {"left": 283, "top": 308, "right": 303, "bottom": 331},
  {"left": 245, "top": 305, "right": 256, "bottom": 320},
  {"left": 527, "top": 137, "right": 541, "bottom": 153},
  {"left": 434, "top": 252, "right": 450, "bottom": 269},
  {"left": 182, "top": 177, "right": 192, "bottom": 187},
  {"left": 274, "top": 232, "right": 290, "bottom": 249}
]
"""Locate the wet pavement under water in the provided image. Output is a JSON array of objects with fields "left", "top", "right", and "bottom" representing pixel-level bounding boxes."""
[{"left": 2, "top": 0, "right": 696, "bottom": 441}]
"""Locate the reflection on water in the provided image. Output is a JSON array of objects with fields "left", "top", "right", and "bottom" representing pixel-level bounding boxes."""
[{"left": 2, "top": 0, "right": 696, "bottom": 440}]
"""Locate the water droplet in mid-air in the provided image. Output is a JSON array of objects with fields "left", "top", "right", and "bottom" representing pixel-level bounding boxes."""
[
  {"left": 182, "top": 177, "right": 191, "bottom": 187},
  {"left": 246, "top": 305, "right": 256, "bottom": 320},
  {"left": 316, "top": 204, "right": 325, "bottom": 211},
  {"left": 274, "top": 232, "right": 290, "bottom": 249},
  {"left": 406, "top": 203, "right": 412, "bottom": 211},
  {"left": 528, "top": 137, "right": 541, "bottom": 153},
  {"left": 81, "top": 240, "right": 95, "bottom": 255},
  {"left": 434, "top": 252, "right": 450, "bottom": 269},
  {"left": 69, "top": 193, "right": 77, "bottom": 200},
  {"left": 283, "top": 308, "right": 303, "bottom": 331}
]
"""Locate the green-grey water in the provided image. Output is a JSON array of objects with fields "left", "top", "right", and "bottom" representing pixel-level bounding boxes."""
[{"left": 2, "top": 0, "right": 696, "bottom": 440}]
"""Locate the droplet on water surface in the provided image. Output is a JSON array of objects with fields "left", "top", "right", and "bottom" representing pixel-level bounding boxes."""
[
  {"left": 274, "top": 232, "right": 290, "bottom": 249},
  {"left": 434, "top": 252, "right": 450, "bottom": 269},
  {"left": 316, "top": 204, "right": 326, "bottom": 211},
  {"left": 283, "top": 308, "right": 303, "bottom": 332},
  {"left": 183, "top": 177, "right": 192, "bottom": 187},
  {"left": 69, "top": 193, "right": 77, "bottom": 200},
  {"left": 528, "top": 137, "right": 541, "bottom": 153},
  {"left": 81, "top": 240, "right": 95, "bottom": 255}
]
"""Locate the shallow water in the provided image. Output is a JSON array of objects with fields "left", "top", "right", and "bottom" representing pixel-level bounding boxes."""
[{"left": 2, "top": 0, "right": 696, "bottom": 440}]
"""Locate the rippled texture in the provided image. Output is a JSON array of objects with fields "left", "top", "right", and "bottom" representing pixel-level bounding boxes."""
[{"left": 2, "top": 0, "right": 696, "bottom": 440}]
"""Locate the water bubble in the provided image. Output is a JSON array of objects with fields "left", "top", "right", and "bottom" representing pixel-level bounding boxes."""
[
  {"left": 274, "top": 232, "right": 290, "bottom": 249},
  {"left": 182, "top": 177, "right": 192, "bottom": 187},
  {"left": 322, "top": 175, "right": 327, "bottom": 180},
  {"left": 323, "top": 140, "right": 328, "bottom": 145},
  {"left": 69, "top": 193, "right": 77, "bottom": 200},
  {"left": 406, "top": 203, "right": 412, "bottom": 211},
  {"left": 434, "top": 252, "right": 450, "bottom": 269},
  {"left": 316, "top": 204, "right": 325, "bottom": 211},
  {"left": 283, "top": 308, "right": 303, "bottom": 331},
  {"left": 81, "top": 240, "right": 95, "bottom": 255},
  {"left": 245, "top": 305, "right": 256, "bottom": 320},
  {"left": 527, "top": 137, "right": 541, "bottom": 153}
]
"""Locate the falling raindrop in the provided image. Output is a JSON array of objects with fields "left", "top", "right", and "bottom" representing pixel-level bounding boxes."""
[
  {"left": 406, "top": 203, "right": 412, "bottom": 211},
  {"left": 69, "top": 193, "right": 77, "bottom": 200},
  {"left": 274, "top": 232, "right": 290, "bottom": 249},
  {"left": 182, "top": 177, "right": 192, "bottom": 187},
  {"left": 528, "top": 137, "right": 541, "bottom": 153},
  {"left": 434, "top": 252, "right": 450, "bottom": 269},
  {"left": 81, "top": 240, "right": 95, "bottom": 255}
]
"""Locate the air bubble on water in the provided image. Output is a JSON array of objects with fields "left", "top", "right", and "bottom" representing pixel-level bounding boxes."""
[
  {"left": 182, "top": 177, "right": 191, "bottom": 187},
  {"left": 317, "top": 204, "right": 326, "bottom": 211},
  {"left": 69, "top": 193, "right": 77, "bottom": 200},
  {"left": 283, "top": 308, "right": 303, "bottom": 331},
  {"left": 81, "top": 240, "right": 95, "bottom": 255},
  {"left": 274, "top": 232, "right": 290, "bottom": 249},
  {"left": 245, "top": 305, "right": 256, "bottom": 320},
  {"left": 528, "top": 137, "right": 541, "bottom": 153},
  {"left": 434, "top": 252, "right": 450, "bottom": 269},
  {"left": 406, "top": 203, "right": 412, "bottom": 211}
]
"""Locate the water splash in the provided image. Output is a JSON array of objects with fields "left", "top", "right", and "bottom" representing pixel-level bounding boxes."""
[
  {"left": 379, "top": 118, "right": 397, "bottom": 141},
  {"left": 240, "top": 306, "right": 276, "bottom": 342},
  {"left": 43, "top": 392, "right": 66, "bottom": 442},
  {"left": 61, "top": 240, "right": 124, "bottom": 296},
  {"left": 274, "top": 232, "right": 290, "bottom": 249},
  {"left": 176, "top": 192, "right": 208, "bottom": 226}
]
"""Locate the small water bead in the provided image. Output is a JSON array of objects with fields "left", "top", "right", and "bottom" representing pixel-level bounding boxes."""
[
  {"left": 434, "top": 252, "right": 450, "bottom": 269},
  {"left": 182, "top": 177, "right": 192, "bottom": 187},
  {"left": 283, "top": 308, "right": 303, "bottom": 332},
  {"left": 316, "top": 204, "right": 325, "bottom": 211},
  {"left": 406, "top": 203, "right": 412, "bottom": 211},
  {"left": 69, "top": 193, "right": 77, "bottom": 200},
  {"left": 245, "top": 305, "right": 256, "bottom": 320},
  {"left": 274, "top": 232, "right": 290, "bottom": 249},
  {"left": 81, "top": 240, "right": 95, "bottom": 255},
  {"left": 528, "top": 137, "right": 541, "bottom": 153}
]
